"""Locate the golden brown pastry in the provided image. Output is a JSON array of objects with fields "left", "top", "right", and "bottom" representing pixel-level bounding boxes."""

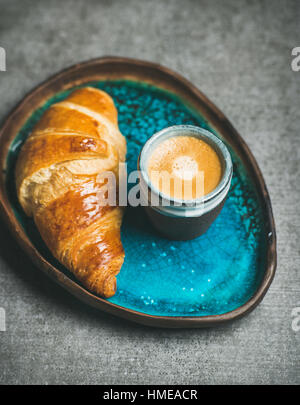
[{"left": 15, "top": 87, "right": 127, "bottom": 297}]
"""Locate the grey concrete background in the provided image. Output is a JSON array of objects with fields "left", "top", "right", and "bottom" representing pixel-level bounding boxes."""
[{"left": 0, "top": 0, "right": 299, "bottom": 385}]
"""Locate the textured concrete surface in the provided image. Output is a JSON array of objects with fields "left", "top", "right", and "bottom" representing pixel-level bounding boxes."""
[{"left": 0, "top": 0, "right": 299, "bottom": 385}]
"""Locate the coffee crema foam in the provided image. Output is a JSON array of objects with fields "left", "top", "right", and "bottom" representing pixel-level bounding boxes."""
[{"left": 147, "top": 135, "right": 222, "bottom": 200}]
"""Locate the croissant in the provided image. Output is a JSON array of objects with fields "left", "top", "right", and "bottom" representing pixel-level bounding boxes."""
[{"left": 15, "top": 87, "right": 127, "bottom": 298}]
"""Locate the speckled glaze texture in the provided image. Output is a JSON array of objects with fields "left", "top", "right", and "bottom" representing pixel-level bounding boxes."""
[{"left": 6, "top": 80, "right": 266, "bottom": 317}]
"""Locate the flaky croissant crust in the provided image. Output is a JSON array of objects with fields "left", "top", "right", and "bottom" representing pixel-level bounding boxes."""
[{"left": 16, "top": 87, "right": 127, "bottom": 297}]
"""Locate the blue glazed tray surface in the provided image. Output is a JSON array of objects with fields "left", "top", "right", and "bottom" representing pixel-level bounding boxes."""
[{"left": 6, "top": 80, "right": 266, "bottom": 317}]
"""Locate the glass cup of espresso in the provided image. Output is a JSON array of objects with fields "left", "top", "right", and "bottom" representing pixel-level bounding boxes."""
[{"left": 138, "top": 125, "right": 233, "bottom": 240}]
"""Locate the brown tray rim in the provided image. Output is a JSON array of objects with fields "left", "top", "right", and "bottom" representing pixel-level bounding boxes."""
[{"left": 0, "top": 56, "right": 277, "bottom": 328}]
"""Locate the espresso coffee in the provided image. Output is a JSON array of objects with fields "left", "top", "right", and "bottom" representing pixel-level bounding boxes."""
[
  {"left": 147, "top": 135, "right": 222, "bottom": 200},
  {"left": 139, "top": 125, "right": 232, "bottom": 240}
]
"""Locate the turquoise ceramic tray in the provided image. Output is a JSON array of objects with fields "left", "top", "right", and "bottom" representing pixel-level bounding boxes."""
[{"left": 0, "top": 57, "right": 276, "bottom": 327}]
